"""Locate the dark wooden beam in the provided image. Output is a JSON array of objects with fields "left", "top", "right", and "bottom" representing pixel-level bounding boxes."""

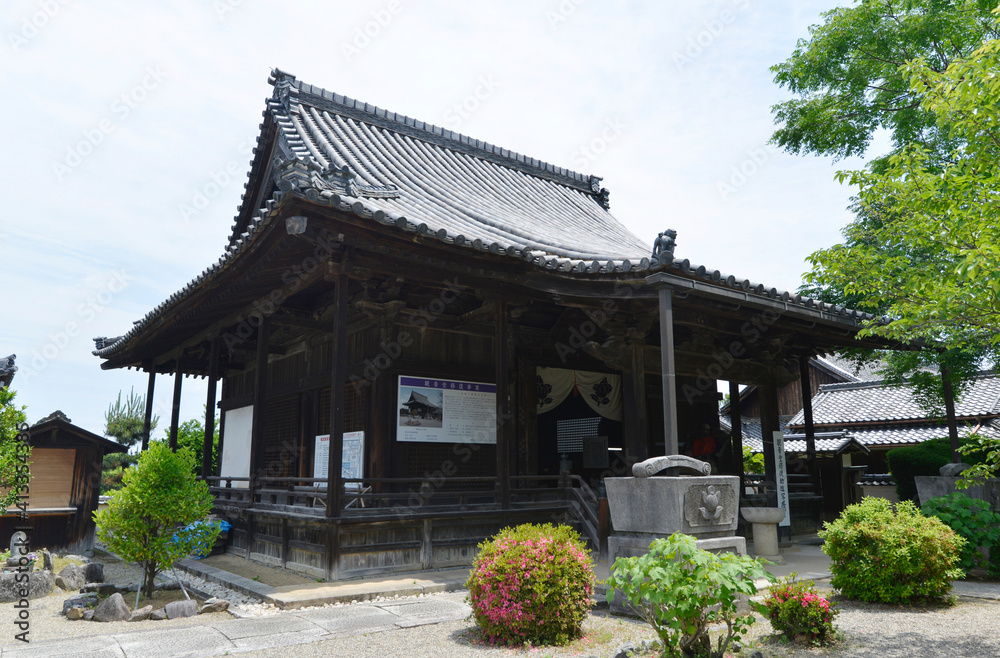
[
  {"left": 728, "top": 380, "right": 745, "bottom": 492},
  {"left": 759, "top": 383, "right": 780, "bottom": 508},
  {"left": 142, "top": 364, "right": 155, "bottom": 451},
  {"left": 623, "top": 342, "right": 649, "bottom": 465},
  {"left": 326, "top": 270, "right": 349, "bottom": 519},
  {"left": 496, "top": 302, "right": 511, "bottom": 510},
  {"left": 799, "top": 354, "right": 819, "bottom": 491},
  {"left": 169, "top": 362, "right": 183, "bottom": 451},
  {"left": 652, "top": 283, "right": 679, "bottom": 455},
  {"left": 249, "top": 318, "right": 270, "bottom": 488},
  {"left": 202, "top": 337, "right": 220, "bottom": 479}
]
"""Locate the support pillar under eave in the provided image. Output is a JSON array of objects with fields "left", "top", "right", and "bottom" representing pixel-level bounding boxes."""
[
  {"left": 142, "top": 365, "right": 155, "bottom": 451},
  {"left": 623, "top": 342, "right": 649, "bottom": 465},
  {"left": 202, "top": 337, "right": 220, "bottom": 479},
  {"left": 169, "top": 363, "right": 183, "bottom": 451},
  {"left": 799, "top": 354, "right": 819, "bottom": 491},
  {"left": 645, "top": 274, "right": 679, "bottom": 456},
  {"left": 759, "top": 382, "right": 780, "bottom": 508},
  {"left": 249, "top": 318, "right": 270, "bottom": 489},
  {"left": 729, "top": 380, "right": 745, "bottom": 489},
  {"left": 325, "top": 268, "right": 349, "bottom": 583},
  {"left": 495, "top": 302, "right": 511, "bottom": 510}
]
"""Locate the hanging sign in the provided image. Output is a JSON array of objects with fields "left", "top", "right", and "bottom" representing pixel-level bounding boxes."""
[
  {"left": 313, "top": 431, "right": 366, "bottom": 480},
  {"left": 772, "top": 430, "right": 791, "bottom": 527},
  {"left": 397, "top": 376, "right": 496, "bottom": 444}
]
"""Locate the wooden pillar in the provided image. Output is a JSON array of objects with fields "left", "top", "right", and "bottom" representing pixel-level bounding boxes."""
[
  {"left": 941, "top": 362, "right": 961, "bottom": 463},
  {"left": 799, "top": 354, "right": 819, "bottom": 489},
  {"left": 249, "top": 318, "right": 270, "bottom": 488},
  {"left": 142, "top": 365, "right": 155, "bottom": 451},
  {"left": 656, "top": 285, "right": 678, "bottom": 455},
  {"left": 169, "top": 362, "right": 183, "bottom": 451},
  {"left": 623, "top": 343, "right": 649, "bottom": 465},
  {"left": 518, "top": 357, "right": 538, "bottom": 476},
  {"left": 729, "top": 380, "right": 745, "bottom": 487},
  {"left": 495, "top": 302, "right": 511, "bottom": 510},
  {"left": 202, "top": 337, "right": 220, "bottom": 479},
  {"left": 325, "top": 270, "right": 348, "bottom": 519},
  {"left": 759, "top": 382, "right": 780, "bottom": 508}
]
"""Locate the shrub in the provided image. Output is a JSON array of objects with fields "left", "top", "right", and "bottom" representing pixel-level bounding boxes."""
[
  {"left": 886, "top": 436, "right": 987, "bottom": 502},
  {"left": 742, "top": 446, "right": 764, "bottom": 474},
  {"left": 606, "top": 533, "right": 772, "bottom": 658},
  {"left": 921, "top": 492, "right": 1000, "bottom": 578},
  {"left": 761, "top": 573, "right": 838, "bottom": 645},
  {"left": 819, "top": 497, "right": 964, "bottom": 604},
  {"left": 465, "top": 523, "right": 594, "bottom": 646},
  {"left": 94, "top": 443, "right": 220, "bottom": 598}
]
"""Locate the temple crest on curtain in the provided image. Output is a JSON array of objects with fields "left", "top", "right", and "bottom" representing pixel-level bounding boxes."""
[{"left": 535, "top": 367, "right": 623, "bottom": 421}]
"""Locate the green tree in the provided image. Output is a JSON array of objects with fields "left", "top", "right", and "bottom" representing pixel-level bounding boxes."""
[
  {"left": 155, "top": 411, "right": 219, "bottom": 475},
  {"left": 94, "top": 443, "right": 219, "bottom": 598},
  {"left": 0, "top": 387, "right": 30, "bottom": 515},
  {"left": 770, "top": 0, "right": 999, "bottom": 167},
  {"left": 105, "top": 387, "right": 157, "bottom": 449}
]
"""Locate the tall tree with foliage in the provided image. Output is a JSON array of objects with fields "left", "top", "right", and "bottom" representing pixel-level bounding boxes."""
[
  {"left": 770, "top": 0, "right": 999, "bottom": 168},
  {"left": 775, "top": 1, "right": 1000, "bottom": 409},
  {"left": 155, "top": 410, "right": 219, "bottom": 476},
  {"left": 94, "top": 443, "right": 219, "bottom": 598},
  {"left": 0, "top": 387, "right": 31, "bottom": 515},
  {"left": 105, "top": 387, "right": 156, "bottom": 449}
]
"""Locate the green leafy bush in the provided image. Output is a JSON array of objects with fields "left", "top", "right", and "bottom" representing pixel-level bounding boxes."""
[
  {"left": 921, "top": 492, "right": 1000, "bottom": 578},
  {"left": 761, "top": 574, "right": 838, "bottom": 645},
  {"left": 606, "top": 533, "right": 772, "bottom": 658},
  {"left": 820, "top": 497, "right": 964, "bottom": 604},
  {"left": 887, "top": 436, "right": 987, "bottom": 502},
  {"left": 465, "top": 523, "right": 594, "bottom": 646},
  {"left": 95, "top": 443, "right": 220, "bottom": 598},
  {"left": 742, "top": 446, "right": 764, "bottom": 475}
]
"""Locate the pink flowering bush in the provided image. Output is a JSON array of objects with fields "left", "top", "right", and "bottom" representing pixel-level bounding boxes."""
[
  {"left": 465, "top": 523, "right": 595, "bottom": 646},
  {"left": 761, "top": 574, "right": 838, "bottom": 645}
]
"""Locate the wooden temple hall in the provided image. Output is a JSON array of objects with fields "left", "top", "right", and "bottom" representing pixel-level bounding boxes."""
[{"left": 92, "top": 69, "right": 901, "bottom": 580}]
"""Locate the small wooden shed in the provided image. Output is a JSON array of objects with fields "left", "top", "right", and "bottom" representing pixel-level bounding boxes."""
[{"left": 0, "top": 411, "right": 126, "bottom": 555}]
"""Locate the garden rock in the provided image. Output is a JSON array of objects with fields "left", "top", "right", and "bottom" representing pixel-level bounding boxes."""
[
  {"left": 41, "top": 550, "right": 54, "bottom": 571},
  {"left": 65, "top": 607, "right": 83, "bottom": 620},
  {"left": 83, "top": 562, "right": 104, "bottom": 583},
  {"left": 165, "top": 599, "right": 198, "bottom": 619},
  {"left": 83, "top": 610, "right": 94, "bottom": 621},
  {"left": 63, "top": 593, "right": 98, "bottom": 614},
  {"left": 149, "top": 608, "right": 167, "bottom": 620},
  {"left": 198, "top": 600, "right": 229, "bottom": 614},
  {"left": 612, "top": 643, "right": 636, "bottom": 658},
  {"left": 93, "top": 592, "right": 131, "bottom": 622},
  {"left": 81, "top": 582, "right": 116, "bottom": 596},
  {"left": 55, "top": 564, "right": 85, "bottom": 591},
  {"left": 129, "top": 605, "right": 153, "bottom": 622},
  {"left": 0, "top": 570, "right": 54, "bottom": 602}
]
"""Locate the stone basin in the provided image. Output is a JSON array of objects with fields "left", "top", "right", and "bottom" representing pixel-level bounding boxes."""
[
  {"left": 606, "top": 475, "right": 740, "bottom": 539},
  {"left": 740, "top": 506, "right": 786, "bottom": 524}
]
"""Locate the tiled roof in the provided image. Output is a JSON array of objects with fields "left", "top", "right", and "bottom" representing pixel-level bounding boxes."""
[
  {"left": 787, "top": 372, "right": 1000, "bottom": 426},
  {"left": 847, "top": 421, "right": 1000, "bottom": 448},
  {"left": 859, "top": 473, "right": 894, "bottom": 486},
  {"left": 739, "top": 429, "right": 868, "bottom": 455},
  {"left": 93, "top": 70, "right": 880, "bottom": 360}
]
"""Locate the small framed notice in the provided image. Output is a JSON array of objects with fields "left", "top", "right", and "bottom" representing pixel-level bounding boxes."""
[{"left": 313, "top": 431, "right": 365, "bottom": 480}]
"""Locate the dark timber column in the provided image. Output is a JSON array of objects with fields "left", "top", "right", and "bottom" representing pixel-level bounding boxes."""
[
  {"left": 759, "top": 382, "right": 780, "bottom": 508},
  {"left": 655, "top": 284, "right": 679, "bottom": 455},
  {"left": 326, "top": 270, "right": 348, "bottom": 518},
  {"left": 496, "top": 302, "right": 511, "bottom": 510},
  {"left": 799, "top": 354, "right": 819, "bottom": 489},
  {"left": 202, "top": 337, "right": 220, "bottom": 479},
  {"left": 169, "top": 362, "right": 183, "bottom": 451},
  {"left": 142, "top": 364, "right": 155, "bottom": 451},
  {"left": 249, "top": 318, "right": 270, "bottom": 487},
  {"left": 729, "top": 380, "right": 745, "bottom": 487},
  {"left": 941, "top": 362, "right": 961, "bottom": 462},
  {"left": 623, "top": 340, "right": 649, "bottom": 465}
]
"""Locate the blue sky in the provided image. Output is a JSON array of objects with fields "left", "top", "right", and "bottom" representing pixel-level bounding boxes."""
[{"left": 2, "top": 0, "right": 875, "bottom": 438}]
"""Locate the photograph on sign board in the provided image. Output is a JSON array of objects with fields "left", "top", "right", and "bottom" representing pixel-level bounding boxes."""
[{"left": 398, "top": 386, "right": 444, "bottom": 428}]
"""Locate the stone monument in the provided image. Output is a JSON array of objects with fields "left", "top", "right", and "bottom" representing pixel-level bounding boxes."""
[
  {"left": 7, "top": 531, "right": 28, "bottom": 568},
  {"left": 605, "top": 455, "right": 746, "bottom": 561}
]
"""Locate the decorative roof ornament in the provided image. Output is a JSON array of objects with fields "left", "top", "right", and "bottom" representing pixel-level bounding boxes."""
[
  {"left": 270, "top": 68, "right": 300, "bottom": 114},
  {"left": 589, "top": 176, "right": 611, "bottom": 210},
  {"left": 0, "top": 354, "right": 16, "bottom": 389},
  {"left": 92, "top": 336, "right": 123, "bottom": 351},
  {"left": 651, "top": 229, "right": 677, "bottom": 266}
]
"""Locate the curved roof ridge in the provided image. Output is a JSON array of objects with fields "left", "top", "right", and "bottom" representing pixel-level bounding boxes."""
[{"left": 267, "top": 68, "right": 603, "bottom": 196}]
